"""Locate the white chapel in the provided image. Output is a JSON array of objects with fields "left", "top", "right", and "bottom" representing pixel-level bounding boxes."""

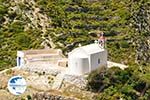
[{"left": 68, "top": 43, "right": 107, "bottom": 75}]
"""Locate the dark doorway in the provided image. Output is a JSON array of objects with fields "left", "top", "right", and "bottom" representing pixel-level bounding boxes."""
[{"left": 18, "top": 57, "right": 21, "bottom": 66}]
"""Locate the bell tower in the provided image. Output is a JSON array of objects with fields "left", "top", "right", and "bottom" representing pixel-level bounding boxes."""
[{"left": 97, "top": 32, "right": 106, "bottom": 48}]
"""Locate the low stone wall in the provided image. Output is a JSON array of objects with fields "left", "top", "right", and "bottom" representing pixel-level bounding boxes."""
[
  {"left": 21, "top": 63, "right": 62, "bottom": 76},
  {"left": 32, "top": 92, "right": 76, "bottom": 100},
  {"left": 23, "top": 66, "right": 60, "bottom": 76}
]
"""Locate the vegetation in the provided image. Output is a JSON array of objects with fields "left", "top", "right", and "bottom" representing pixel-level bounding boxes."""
[
  {"left": 0, "top": 0, "right": 149, "bottom": 99},
  {"left": 26, "top": 95, "right": 32, "bottom": 100},
  {"left": 0, "top": 0, "right": 149, "bottom": 70},
  {"left": 87, "top": 65, "right": 150, "bottom": 99},
  {"left": 5, "top": 69, "right": 13, "bottom": 75}
]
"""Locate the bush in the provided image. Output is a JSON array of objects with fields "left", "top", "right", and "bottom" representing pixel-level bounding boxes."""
[
  {"left": 86, "top": 67, "right": 106, "bottom": 92},
  {"left": 6, "top": 69, "right": 13, "bottom": 75},
  {"left": 26, "top": 95, "right": 32, "bottom": 100},
  {"left": 15, "top": 33, "right": 32, "bottom": 48},
  {"left": 120, "top": 41, "right": 129, "bottom": 48}
]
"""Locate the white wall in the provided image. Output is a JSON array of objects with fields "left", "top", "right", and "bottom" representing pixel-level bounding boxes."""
[
  {"left": 17, "top": 51, "right": 25, "bottom": 67},
  {"left": 68, "top": 57, "right": 89, "bottom": 75},
  {"left": 68, "top": 49, "right": 107, "bottom": 75},
  {"left": 80, "top": 58, "right": 89, "bottom": 74},
  {"left": 90, "top": 50, "right": 107, "bottom": 71},
  {"left": 17, "top": 51, "right": 25, "bottom": 57}
]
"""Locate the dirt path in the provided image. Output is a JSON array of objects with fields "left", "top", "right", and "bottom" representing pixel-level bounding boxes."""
[{"left": 107, "top": 61, "right": 128, "bottom": 70}]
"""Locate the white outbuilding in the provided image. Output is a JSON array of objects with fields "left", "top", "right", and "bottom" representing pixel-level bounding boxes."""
[
  {"left": 68, "top": 43, "right": 107, "bottom": 75},
  {"left": 16, "top": 49, "right": 66, "bottom": 67}
]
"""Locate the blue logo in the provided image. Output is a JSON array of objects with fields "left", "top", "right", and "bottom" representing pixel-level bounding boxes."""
[{"left": 7, "top": 76, "right": 27, "bottom": 95}]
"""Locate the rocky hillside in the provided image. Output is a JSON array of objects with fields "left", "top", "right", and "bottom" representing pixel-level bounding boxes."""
[
  {"left": 0, "top": 0, "right": 149, "bottom": 69},
  {"left": 0, "top": 0, "right": 150, "bottom": 99},
  {"left": 132, "top": 1, "right": 150, "bottom": 65}
]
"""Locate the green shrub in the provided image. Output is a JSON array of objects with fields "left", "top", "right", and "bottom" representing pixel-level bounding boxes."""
[
  {"left": 0, "top": 4, "right": 7, "bottom": 16},
  {"left": 6, "top": 69, "right": 13, "bottom": 75},
  {"left": 21, "top": 98, "right": 25, "bottom": 100},
  {"left": 15, "top": 33, "right": 32, "bottom": 48},
  {"left": 120, "top": 41, "right": 129, "bottom": 48},
  {"left": 26, "top": 95, "right": 32, "bottom": 100}
]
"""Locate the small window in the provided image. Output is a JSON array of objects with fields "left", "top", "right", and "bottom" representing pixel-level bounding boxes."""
[{"left": 98, "top": 58, "right": 100, "bottom": 64}]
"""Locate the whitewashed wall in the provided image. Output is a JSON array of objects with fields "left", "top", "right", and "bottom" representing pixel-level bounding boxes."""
[
  {"left": 90, "top": 50, "right": 107, "bottom": 71},
  {"left": 68, "top": 57, "right": 89, "bottom": 75},
  {"left": 68, "top": 49, "right": 107, "bottom": 75}
]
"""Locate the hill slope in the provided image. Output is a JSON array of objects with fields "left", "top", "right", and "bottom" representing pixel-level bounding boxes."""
[
  {"left": 0, "top": 0, "right": 150, "bottom": 99},
  {"left": 0, "top": 0, "right": 149, "bottom": 69}
]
